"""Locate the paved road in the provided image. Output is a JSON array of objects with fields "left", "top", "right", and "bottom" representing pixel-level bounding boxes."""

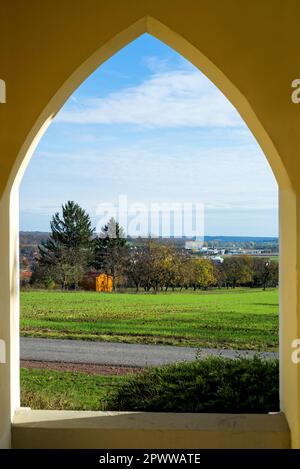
[{"left": 20, "top": 337, "right": 278, "bottom": 367}]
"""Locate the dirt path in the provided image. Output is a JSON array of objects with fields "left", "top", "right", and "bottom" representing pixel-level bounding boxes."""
[{"left": 20, "top": 360, "right": 142, "bottom": 376}]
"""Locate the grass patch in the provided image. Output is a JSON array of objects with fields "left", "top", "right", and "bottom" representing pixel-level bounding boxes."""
[
  {"left": 20, "top": 288, "right": 279, "bottom": 350},
  {"left": 21, "top": 356, "right": 279, "bottom": 413},
  {"left": 20, "top": 368, "right": 123, "bottom": 410}
]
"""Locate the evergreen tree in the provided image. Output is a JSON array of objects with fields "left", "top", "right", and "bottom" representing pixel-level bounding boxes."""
[
  {"left": 38, "top": 201, "right": 94, "bottom": 288},
  {"left": 93, "top": 218, "right": 128, "bottom": 290}
]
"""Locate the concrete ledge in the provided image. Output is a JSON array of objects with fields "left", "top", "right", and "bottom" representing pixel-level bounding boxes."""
[{"left": 12, "top": 409, "right": 290, "bottom": 449}]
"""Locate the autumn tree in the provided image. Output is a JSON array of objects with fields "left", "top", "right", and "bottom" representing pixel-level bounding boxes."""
[
  {"left": 126, "top": 246, "right": 147, "bottom": 292},
  {"left": 163, "top": 248, "right": 188, "bottom": 291},
  {"left": 137, "top": 239, "right": 165, "bottom": 292},
  {"left": 212, "top": 262, "right": 226, "bottom": 288},
  {"left": 222, "top": 256, "right": 253, "bottom": 288},
  {"left": 189, "top": 258, "right": 216, "bottom": 290},
  {"left": 252, "top": 257, "right": 278, "bottom": 290},
  {"left": 126, "top": 240, "right": 179, "bottom": 292}
]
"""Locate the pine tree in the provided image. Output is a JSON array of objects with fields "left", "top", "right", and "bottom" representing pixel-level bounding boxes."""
[
  {"left": 93, "top": 217, "right": 128, "bottom": 290},
  {"left": 38, "top": 201, "right": 94, "bottom": 288}
]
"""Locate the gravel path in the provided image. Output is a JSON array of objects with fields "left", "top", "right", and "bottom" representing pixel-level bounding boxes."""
[{"left": 20, "top": 337, "right": 278, "bottom": 367}]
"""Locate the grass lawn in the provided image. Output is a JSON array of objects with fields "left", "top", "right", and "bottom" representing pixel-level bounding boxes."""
[
  {"left": 20, "top": 288, "right": 279, "bottom": 351},
  {"left": 269, "top": 255, "right": 279, "bottom": 262},
  {"left": 20, "top": 368, "right": 123, "bottom": 410}
]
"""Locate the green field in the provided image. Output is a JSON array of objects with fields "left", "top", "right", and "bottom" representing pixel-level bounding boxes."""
[{"left": 20, "top": 288, "right": 279, "bottom": 350}]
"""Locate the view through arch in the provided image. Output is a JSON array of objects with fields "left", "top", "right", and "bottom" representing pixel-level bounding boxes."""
[{"left": 19, "top": 33, "right": 279, "bottom": 413}]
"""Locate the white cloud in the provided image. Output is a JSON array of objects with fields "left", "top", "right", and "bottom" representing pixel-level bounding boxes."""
[
  {"left": 57, "top": 68, "right": 243, "bottom": 128},
  {"left": 26, "top": 139, "right": 277, "bottom": 211}
]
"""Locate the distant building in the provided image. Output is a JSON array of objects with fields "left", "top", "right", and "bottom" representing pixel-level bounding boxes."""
[
  {"left": 185, "top": 240, "right": 203, "bottom": 251},
  {"left": 20, "top": 270, "right": 32, "bottom": 285},
  {"left": 211, "top": 256, "right": 224, "bottom": 264},
  {"left": 227, "top": 249, "right": 241, "bottom": 255},
  {"left": 207, "top": 248, "right": 219, "bottom": 255},
  {"left": 241, "top": 249, "right": 262, "bottom": 255},
  {"left": 80, "top": 272, "right": 113, "bottom": 292}
]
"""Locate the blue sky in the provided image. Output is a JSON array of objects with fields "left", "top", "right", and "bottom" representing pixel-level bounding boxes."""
[{"left": 19, "top": 34, "right": 278, "bottom": 236}]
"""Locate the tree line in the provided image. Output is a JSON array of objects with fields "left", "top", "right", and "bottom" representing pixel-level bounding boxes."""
[{"left": 31, "top": 201, "right": 278, "bottom": 292}]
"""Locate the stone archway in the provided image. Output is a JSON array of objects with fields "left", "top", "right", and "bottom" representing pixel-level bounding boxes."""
[{"left": 0, "top": 5, "right": 299, "bottom": 448}]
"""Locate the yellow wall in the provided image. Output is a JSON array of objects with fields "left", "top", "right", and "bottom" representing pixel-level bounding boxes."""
[
  {"left": 0, "top": 0, "right": 300, "bottom": 448},
  {"left": 96, "top": 274, "right": 113, "bottom": 292},
  {"left": 12, "top": 410, "right": 290, "bottom": 449}
]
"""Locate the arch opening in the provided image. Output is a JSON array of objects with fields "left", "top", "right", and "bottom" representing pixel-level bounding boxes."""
[{"left": 19, "top": 30, "right": 279, "bottom": 416}]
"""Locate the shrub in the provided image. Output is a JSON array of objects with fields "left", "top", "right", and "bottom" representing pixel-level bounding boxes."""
[{"left": 105, "top": 356, "right": 279, "bottom": 413}]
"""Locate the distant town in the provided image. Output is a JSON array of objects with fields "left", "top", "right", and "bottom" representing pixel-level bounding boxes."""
[
  {"left": 184, "top": 236, "right": 278, "bottom": 265},
  {"left": 20, "top": 231, "right": 279, "bottom": 282}
]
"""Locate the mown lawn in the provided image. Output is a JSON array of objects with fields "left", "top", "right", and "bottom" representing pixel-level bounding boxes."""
[
  {"left": 20, "top": 368, "right": 122, "bottom": 410},
  {"left": 20, "top": 288, "right": 279, "bottom": 350}
]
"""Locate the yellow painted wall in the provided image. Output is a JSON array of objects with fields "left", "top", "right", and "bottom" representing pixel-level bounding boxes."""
[
  {"left": 96, "top": 274, "right": 113, "bottom": 292},
  {"left": 0, "top": 0, "right": 300, "bottom": 448},
  {"left": 12, "top": 410, "right": 290, "bottom": 449}
]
